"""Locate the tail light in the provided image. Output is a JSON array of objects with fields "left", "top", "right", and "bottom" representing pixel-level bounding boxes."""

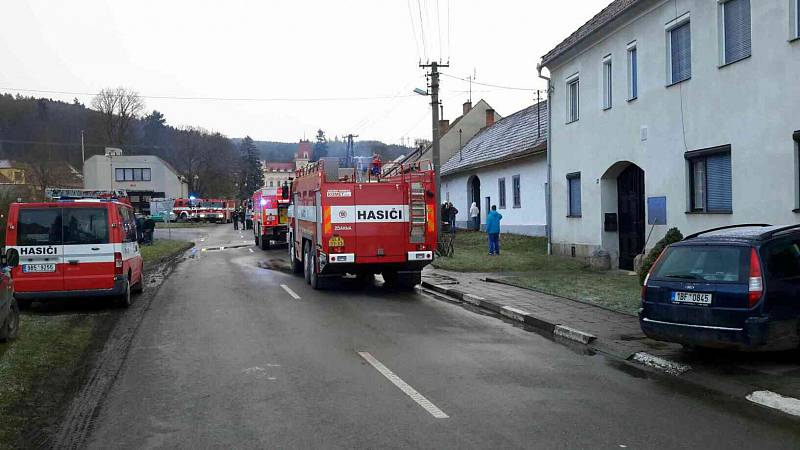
[
  {"left": 114, "top": 252, "right": 123, "bottom": 275},
  {"left": 748, "top": 248, "right": 763, "bottom": 308},
  {"left": 641, "top": 249, "right": 666, "bottom": 302}
]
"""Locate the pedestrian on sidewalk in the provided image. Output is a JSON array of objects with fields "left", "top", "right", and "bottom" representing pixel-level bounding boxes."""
[
  {"left": 469, "top": 202, "right": 480, "bottom": 230},
  {"left": 448, "top": 202, "right": 459, "bottom": 235},
  {"left": 232, "top": 210, "right": 239, "bottom": 230},
  {"left": 486, "top": 205, "right": 502, "bottom": 255}
]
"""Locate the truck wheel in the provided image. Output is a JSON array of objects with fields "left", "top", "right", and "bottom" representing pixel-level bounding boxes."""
[
  {"left": 0, "top": 298, "right": 20, "bottom": 342},
  {"left": 383, "top": 272, "right": 420, "bottom": 291},
  {"left": 303, "top": 242, "right": 312, "bottom": 284},
  {"left": 289, "top": 240, "right": 303, "bottom": 274},
  {"left": 132, "top": 268, "right": 145, "bottom": 294},
  {"left": 260, "top": 234, "right": 270, "bottom": 251},
  {"left": 309, "top": 248, "right": 325, "bottom": 290},
  {"left": 117, "top": 279, "right": 132, "bottom": 308}
]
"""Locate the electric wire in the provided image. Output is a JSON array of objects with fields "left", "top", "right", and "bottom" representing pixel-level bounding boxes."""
[
  {"left": 406, "top": 0, "right": 422, "bottom": 61},
  {"left": 416, "top": 0, "right": 428, "bottom": 61},
  {"left": 439, "top": 72, "right": 542, "bottom": 92}
]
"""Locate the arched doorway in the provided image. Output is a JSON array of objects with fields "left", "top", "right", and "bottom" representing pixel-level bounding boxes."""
[
  {"left": 467, "top": 175, "right": 480, "bottom": 230},
  {"left": 617, "top": 165, "right": 645, "bottom": 270},
  {"left": 600, "top": 162, "right": 645, "bottom": 271}
]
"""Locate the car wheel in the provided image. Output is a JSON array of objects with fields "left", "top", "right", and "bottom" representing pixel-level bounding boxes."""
[
  {"left": 117, "top": 279, "right": 132, "bottom": 308},
  {"left": 132, "top": 269, "right": 145, "bottom": 294},
  {"left": 0, "top": 298, "right": 20, "bottom": 342}
]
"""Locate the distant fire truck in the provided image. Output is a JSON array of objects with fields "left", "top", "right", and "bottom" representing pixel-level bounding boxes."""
[
  {"left": 287, "top": 158, "right": 436, "bottom": 290},
  {"left": 252, "top": 187, "right": 290, "bottom": 250},
  {"left": 173, "top": 197, "right": 201, "bottom": 221},
  {"left": 197, "top": 199, "right": 236, "bottom": 223}
]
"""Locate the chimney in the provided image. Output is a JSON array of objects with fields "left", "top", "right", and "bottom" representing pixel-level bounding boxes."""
[
  {"left": 438, "top": 119, "right": 450, "bottom": 136},
  {"left": 486, "top": 109, "right": 495, "bottom": 127},
  {"left": 463, "top": 101, "right": 472, "bottom": 115}
]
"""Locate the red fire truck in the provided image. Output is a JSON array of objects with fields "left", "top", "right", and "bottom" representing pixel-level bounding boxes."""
[
  {"left": 173, "top": 197, "right": 201, "bottom": 221},
  {"left": 252, "top": 187, "right": 290, "bottom": 250},
  {"left": 197, "top": 199, "right": 236, "bottom": 223},
  {"left": 287, "top": 158, "right": 436, "bottom": 290}
]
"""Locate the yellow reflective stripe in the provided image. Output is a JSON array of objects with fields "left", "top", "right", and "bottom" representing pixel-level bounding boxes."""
[{"left": 323, "top": 206, "right": 332, "bottom": 235}]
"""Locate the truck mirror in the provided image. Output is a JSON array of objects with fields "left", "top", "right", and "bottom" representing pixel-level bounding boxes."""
[{"left": 5, "top": 248, "right": 19, "bottom": 268}]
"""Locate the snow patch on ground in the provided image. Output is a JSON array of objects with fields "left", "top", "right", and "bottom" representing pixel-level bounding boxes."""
[
  {"left": 746, "top": 390, "right": 800, "bottom": 417},
  {"left": 631, "top": 352, "right": 691, "bottom": 375}
]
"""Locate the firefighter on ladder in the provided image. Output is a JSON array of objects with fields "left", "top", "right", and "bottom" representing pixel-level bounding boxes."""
[{"left": 371, "top": 153, "right": 382, "bottom": 179}]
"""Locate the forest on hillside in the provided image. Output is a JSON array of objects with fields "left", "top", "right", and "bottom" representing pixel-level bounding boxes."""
[{"left": 0, "top": 93, "right": 418, "bottom": 199}]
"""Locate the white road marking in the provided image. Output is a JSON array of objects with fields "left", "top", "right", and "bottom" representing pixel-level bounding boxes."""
[
  {"left": 249, "top": 248, "right": 254, "bottom": 253},
  {"left": 280, "top": 284, "right": 301, "bottom": 300},
  {"left": 200, "top": 238, "right": 205, "bottom": 242},
  {"left": 746, "top": 390, "right": 800, "bottom": 417},
  {"left": 357, "top": 351, "right": 449, "bottom": 419}
]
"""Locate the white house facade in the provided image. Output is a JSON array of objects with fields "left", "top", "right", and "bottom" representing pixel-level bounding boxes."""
[
  {"left": 84, "top": 148, "right": 189, "bottom": 212},
  {"left": 442, "top": 102, "right": 548, "bottom": 236},
  {"left": 542, "top": 0, "right": 800, "bottom": 270}
]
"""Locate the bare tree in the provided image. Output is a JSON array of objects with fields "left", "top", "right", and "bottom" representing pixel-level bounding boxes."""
[{"left": 91, "top": 87, "right": 144, "bottom": 145}]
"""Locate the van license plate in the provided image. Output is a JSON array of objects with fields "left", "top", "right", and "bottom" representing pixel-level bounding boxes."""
[
  {"left": 22, "top": 263, "right": 56, "bottom": 273},
  {"left": 672, "top": 291, "right": 712, "bottom": 305}
]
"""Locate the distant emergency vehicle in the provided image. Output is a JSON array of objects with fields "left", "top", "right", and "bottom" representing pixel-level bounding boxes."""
[
  {"left": 5, "top": 189, "right": 144, "bottom": 307},
  {"left": 288, "top": 158, "right": 436, "bottom": 290},
  {"left": 252, "top": 187, "right": 290, "bottom": 250},
  {"left": 197, "top": 199, "right": 236, "bottom": 223},
  {"left": 173, "top": 197, "right": 202, "bottom": 221}
]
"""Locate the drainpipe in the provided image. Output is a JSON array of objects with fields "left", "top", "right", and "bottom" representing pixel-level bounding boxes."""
[{"left": 537, "top": 62, "right": 553, "bottom": 256}]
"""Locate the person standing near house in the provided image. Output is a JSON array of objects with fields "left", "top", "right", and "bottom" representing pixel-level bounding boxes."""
[
  {"left": 448, "top": 202, "right": 459, "bottom": 235},
  {"left": 486, "top": 205, "right": 502, "bottom": 255},
  {"left": 469, "top": 202, "right": 480, "bottom": 230}
]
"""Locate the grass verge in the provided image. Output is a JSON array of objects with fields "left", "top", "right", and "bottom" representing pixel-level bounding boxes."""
[
  {"left": 0, "top": 313, "right": 104, "bottom": 448},
  {"left": 140, "top": 239, "right": 193, "bottom": 265},
  {"left": 432, "top": 231, "right": 641, "bottom": 315}
]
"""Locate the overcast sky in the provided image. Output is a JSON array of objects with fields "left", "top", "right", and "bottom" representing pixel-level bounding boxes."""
[{"left": 1, "top": 0, "right": 610, "bottom": 145}]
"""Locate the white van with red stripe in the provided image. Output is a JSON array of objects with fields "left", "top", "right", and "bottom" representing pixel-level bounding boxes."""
[{"left": 5, "top": 195, "right": 144, "bottom": 307}]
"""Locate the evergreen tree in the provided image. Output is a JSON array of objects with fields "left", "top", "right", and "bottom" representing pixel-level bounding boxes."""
[{"left": 238, "top": 136, "right": 264, "bottom": 200}]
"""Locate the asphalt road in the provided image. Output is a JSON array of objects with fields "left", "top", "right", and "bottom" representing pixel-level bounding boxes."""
[{"left": 87, "top": 225, "right": 800, "bottom": 449}]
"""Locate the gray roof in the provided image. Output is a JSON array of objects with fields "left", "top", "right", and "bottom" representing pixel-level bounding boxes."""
[
  {"left": 441, "top": 101, "right": 547, "bottom": 177},
  {"left": 0, "top": 160, "right": 13, "bottom": 169},
  {"left": 541, "top": 0, "right": 641, "bottom": 66}
]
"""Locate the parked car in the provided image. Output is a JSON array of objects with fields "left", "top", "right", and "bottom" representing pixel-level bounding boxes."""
[
  {"left": 0, "top": 249, "right": 20, "bottom": 342},
  {"left": 5, "top": 195, "right": 145, "bottom": 308},
  {"left": 640, "top": 224, "right": 800, "bottom": 351}
]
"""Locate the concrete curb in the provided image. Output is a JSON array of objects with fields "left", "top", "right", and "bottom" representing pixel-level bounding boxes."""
[{"left": 420, "top": 280, "right": 591, "bottom": 345}]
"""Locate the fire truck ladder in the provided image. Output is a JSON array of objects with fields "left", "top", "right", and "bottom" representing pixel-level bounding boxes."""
[{"left": 409, "top": 182, "right": 426, "bottom": 244}]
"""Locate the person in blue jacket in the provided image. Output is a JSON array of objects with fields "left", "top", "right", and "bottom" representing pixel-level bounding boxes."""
[{"left": 486, "top": 205, "right": 503, "bottom": 255}]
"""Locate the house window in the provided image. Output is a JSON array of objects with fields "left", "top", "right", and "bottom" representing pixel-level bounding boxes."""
[
  {"left": 627, "top": 43, "right": 638, "bottom": 100},
  {"left": 567, "top": 172, "right": 581, "bottom": 217},
  {"left": 668, "top": 19, "right": 691, "bottom": 84},
  {"left": 602, "top": 56, "right": 613, "bottom": 110},
  {"left": 115, "top": 167, "right": 152, "bottom": 182},
  {"left": 498, "top": 177, "right": 506, "bottom": 209},
  {"left": 721, "top": 0, "right": 751, "bottom": 65},
  {"left": 512, "top": 175, "right": 521, "bottom": 208},
  {"left": 566, "top": 75, "right": 580, "bottom": 123},
  {"left": 687, "top": 147, "right": 732, "bottom": 213}
]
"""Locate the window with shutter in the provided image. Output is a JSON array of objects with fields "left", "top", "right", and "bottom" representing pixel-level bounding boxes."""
[
  {"left": 567, "top": 173, "right": 581, "bottom": 217},
  {"left": 687, "top": 149, "right": 732, "bottom": 213},
  {"left": 669, "top": 21, "right": 691, "bottom": 84},
  {"left": 498, "top": 178, "right": 506, "bottom": 209},
  {"left": 722, "top": 0, "right": 751, "bottom": 65},
  {"left": 566, "top": 76, "right": 580, "bottom": 123},
  {"left": 513, "top": 175, "right": 521, "bottom": 208}
]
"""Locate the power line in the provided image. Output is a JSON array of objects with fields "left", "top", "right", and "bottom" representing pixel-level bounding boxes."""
[
  {"left": 436, "top": 0, "right": 442, "bottom": 60},
  {"left": 447, "top": 0, "right": 452, "bottom": 61},
  {"left": 0, "top": 87, "right": 419, "bottom": 103},
  {"left": 406, "top": 0, "right": 422, "bottom": 61},
  {"left": 416, "top": 0, "right": 428, "bottom": 61},
  {"left": 439, "top": 72, "right": 542, "bottom": 92}
]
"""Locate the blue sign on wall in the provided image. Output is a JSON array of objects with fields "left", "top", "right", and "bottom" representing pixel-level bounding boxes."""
[{"left": 648, "top": 196, "right": 667, "bottom": 225}]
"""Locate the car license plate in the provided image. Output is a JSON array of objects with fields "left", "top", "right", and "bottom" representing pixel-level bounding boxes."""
[
  {"left": 22, "top": 263, "right": 56, "bottom": 273},
  {"left": 672, "top": 291, "right": 712, "bottom": 305}
]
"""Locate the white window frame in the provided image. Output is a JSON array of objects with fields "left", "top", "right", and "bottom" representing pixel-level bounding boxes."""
[
  {"left": 566, "top": 73, "right": 580, "bottom": 123},
  {"left": 718, "top": 0, "right": 752, "bottom": 66},
  {"left": 602, "top": 55, "right": 613, "bottom": 110},
  {"left": 627, "top": 42, "right": 638, "bottom": 101},
  {"left": 665, "top": 13, "right": 691, "bottom": 86}
]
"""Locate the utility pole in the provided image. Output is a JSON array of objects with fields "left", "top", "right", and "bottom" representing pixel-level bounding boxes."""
[
  {"left": 419, "top": 60, "right": 449, "bottom": 234},
  {"left": 80, "top": 130, "right": 85, "bottom": 166}
]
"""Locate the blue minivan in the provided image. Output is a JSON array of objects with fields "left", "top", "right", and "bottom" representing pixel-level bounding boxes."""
[{"left": 640, "top": 224, "right": 800, "bottom": 351}]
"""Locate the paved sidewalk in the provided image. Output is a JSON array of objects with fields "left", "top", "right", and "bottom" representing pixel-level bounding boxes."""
[
  {"left": 422, "top": 268, "right": 681, "bottom": 361},
  {"left": 421, "top": 267, "right": 800, "bottom": 412}
]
